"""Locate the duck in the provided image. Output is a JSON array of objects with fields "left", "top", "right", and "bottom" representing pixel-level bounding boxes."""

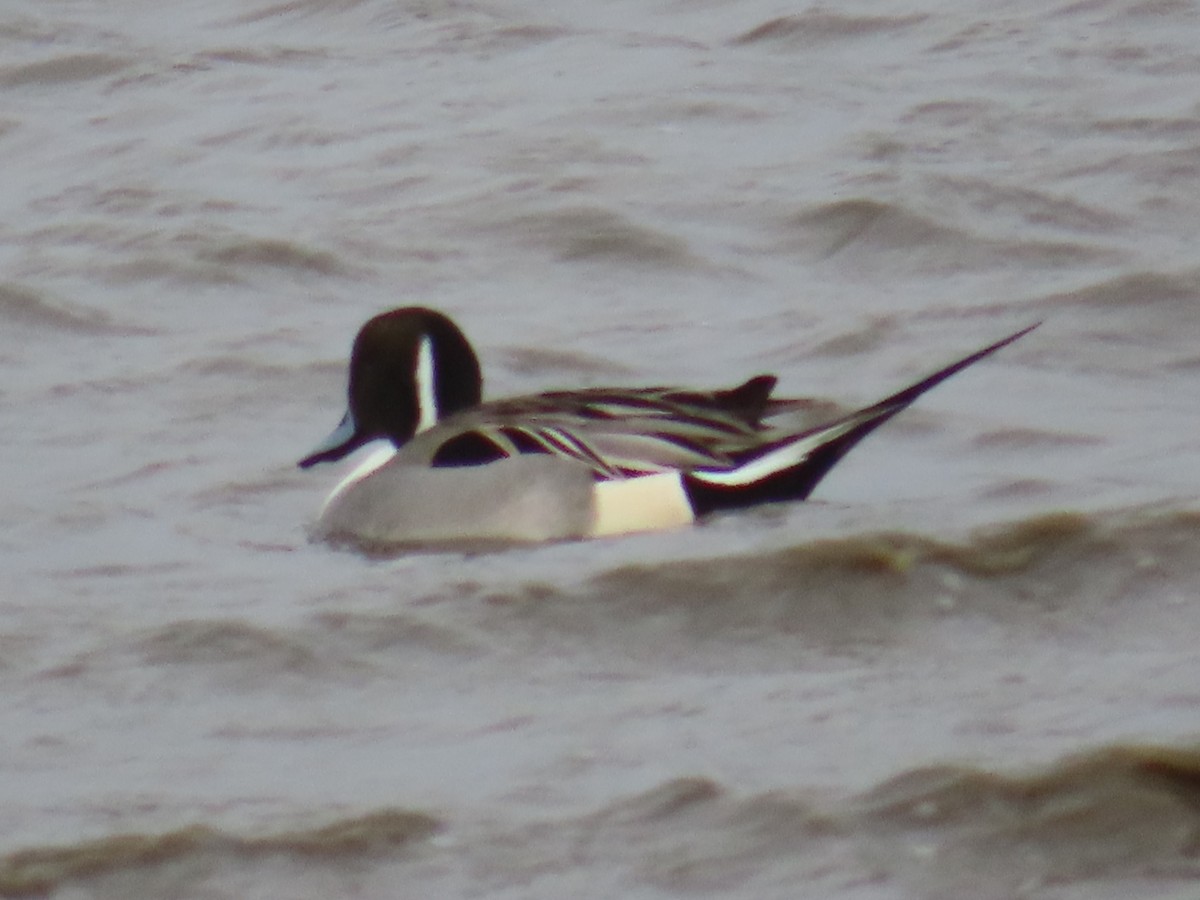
[{"left": 299, "top": 307, "right": 1038, "bottom": 548}]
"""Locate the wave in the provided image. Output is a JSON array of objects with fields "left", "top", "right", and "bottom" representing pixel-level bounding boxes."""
[
  {"left": 8, "top": 743, "right": 1199, "bottom": 898},
  {"left": 0, "top": 808, "right": 438, "bottom": 897},
  {"left": 49, "top": 507, "right": 1195, "bottom": 682},
  {"left": 0, "top": 283, "right": 136, "bottom": 335},
  {"left": 493, "top": 206, "right": 697, "bottom": 269},
  {"left": 42, "top": 608, "right": 487, "bottom": 688},
  {"left": 469, "top": 507, "right": 1200, "bottom": 656},
  {"left": 223, "top": 504, "right": 1200, "bottom": 668},
  {"left": 581, "top": 746, "right": 1200, "bottom": 895},
  {"left": 197, "top": 238, "right": 347, "bottom": 277},
  {"left": 855, "top": 743, "right": 1200, "bottom": 897},
  {"left": 774, "top": 198, "right": 1106, "bottom": 271},
  {"left": 0, "top": 54, "right": 131, "bottom": 88},
  {"left": 730, "top": 12, "right": 928, "bottom": 47},
  {"left": 927, "top": 174, "right": 1126, "bottom": 235},
  {"left": 1031, "top": 269, "right": 1200, "bottom": 371},
  {"left": 1045, "top": 269, "right": 1200, "bottom": 314}
]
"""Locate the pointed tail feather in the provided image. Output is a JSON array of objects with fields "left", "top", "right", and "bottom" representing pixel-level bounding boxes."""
[{"left": 684, "top": 322, "right": 1040, "bottom": 515}]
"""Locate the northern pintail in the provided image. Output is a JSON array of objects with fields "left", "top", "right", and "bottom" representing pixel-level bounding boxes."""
[{"left": 299, "top": 308, "right": 1038, "bottom": 547}]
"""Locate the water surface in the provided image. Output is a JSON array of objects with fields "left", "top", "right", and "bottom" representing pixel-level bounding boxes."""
[{"left": 3, "top": 0, "right": 1200, "bottom": 896}]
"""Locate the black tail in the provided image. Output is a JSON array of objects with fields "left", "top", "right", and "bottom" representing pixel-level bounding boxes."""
[{"left": 684, "top": 322, "right": 1040, "bottom": 515}]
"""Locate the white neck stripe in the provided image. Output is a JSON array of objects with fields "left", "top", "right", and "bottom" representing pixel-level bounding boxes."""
[{"left": 414, "top": 335, "right": 438, "bottom": 434}]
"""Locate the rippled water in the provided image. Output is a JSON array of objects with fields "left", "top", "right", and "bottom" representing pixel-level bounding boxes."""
[{"left": 5, "top": 0, "right": 1200, "bottom": 897}]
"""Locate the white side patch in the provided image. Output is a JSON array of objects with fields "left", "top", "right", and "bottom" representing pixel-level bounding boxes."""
[
  {"left": 320, "top": 441, "right": 397, "bottom": 516},
  {"left": 414, "top": 334, "right": 438, "bottom": 434},
  {"left": 589, "top": 472, "right": 694, "bottom": 537}
]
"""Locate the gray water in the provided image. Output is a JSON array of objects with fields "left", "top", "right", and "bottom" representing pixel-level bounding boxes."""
[{"left": 4, "top": 0, "right": 1200, "bottom": 897}]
